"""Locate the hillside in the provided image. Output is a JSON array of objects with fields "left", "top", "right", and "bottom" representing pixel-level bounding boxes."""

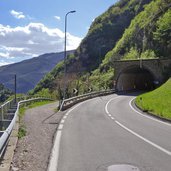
[
  {"left": 103, "top": 0, "right": 171, "bottom": 64},
  {"left": 33, "top": 0, "right": 152, "bottom": 95},
  {"left": 136, "top": 78, "right": 171, "bottom": 120},
  {"left": 0, "top": 50, "right": 74, "bottom": 93},
  {"left": 75, "top": 0, "right": 152, "bottom": 71},
  {"left": 32, "top": 0, "right": 171, "bottom": 98}
]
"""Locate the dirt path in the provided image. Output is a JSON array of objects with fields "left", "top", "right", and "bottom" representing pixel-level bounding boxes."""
[{"left": 10, "top": 101, "right": 64, "bottom": 171}]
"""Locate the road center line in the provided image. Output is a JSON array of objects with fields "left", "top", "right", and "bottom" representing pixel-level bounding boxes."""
[
  {"left": 105, "top": 96, "right": 121, "bottom": 114},
  {"left": 105, "top": 96, "right": 171, "bottom": 157},
  {"left": 129, "top": 98, "right": 171, "bottom": 127}
]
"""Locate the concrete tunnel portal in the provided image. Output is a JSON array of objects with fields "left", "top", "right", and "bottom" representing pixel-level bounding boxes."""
[{"left": 116, "top": 66, "right": 155, "bottom": 92}]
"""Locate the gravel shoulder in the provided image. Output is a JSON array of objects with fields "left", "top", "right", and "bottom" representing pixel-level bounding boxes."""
[{"left": 10, "top": 101, "right": 64, "bottom": 171}]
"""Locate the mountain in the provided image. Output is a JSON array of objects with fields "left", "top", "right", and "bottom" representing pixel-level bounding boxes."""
[
  {"left": 32, "top": 0, "right": 171, "bottom": 97},
  {"left": 0, "top": 50, "right": 74, "bottom": 93},
  {"left": 33, "top": 0, "right": 152, "bottom": 95},
  {"left": 103, "top": 0, "right": 171, "bottom": 63},
  {"left": 97, "top": 0, "right": 171, "bottom": 89}
]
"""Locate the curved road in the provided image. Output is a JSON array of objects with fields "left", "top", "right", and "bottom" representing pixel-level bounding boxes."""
[{"left": 51, "top": 94, "right": 171, "bottom": 171}]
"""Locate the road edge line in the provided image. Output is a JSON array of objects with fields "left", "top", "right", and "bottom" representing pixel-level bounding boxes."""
[
  {"left": 47, "top": 99, "right": 94, "bottom": 171},
  {"left": 105, "top": 96, "right": 171, "bottom": 157},
  {"left": 129, "top": 98, "right": 171, "bottom": 127}
]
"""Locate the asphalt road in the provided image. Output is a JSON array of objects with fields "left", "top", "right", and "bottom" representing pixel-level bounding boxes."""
[{"left": 55, "top": 93, "right": 171, "bottom": 171}]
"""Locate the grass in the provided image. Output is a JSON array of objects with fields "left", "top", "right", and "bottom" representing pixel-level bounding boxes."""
[
  {"left": 18, "top": 100, "right": 54, "bottom": 138},
  {"left": 18, "top": 125, "right": 27, "bottom": 139},
  {"left": 135, "top": 78, "right": 171, "bottom": 120}
]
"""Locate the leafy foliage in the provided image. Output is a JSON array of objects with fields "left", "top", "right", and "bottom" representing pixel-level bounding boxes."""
[
  {"left": 103, "top": 0, "right": 171, "bottom": 64},
  {"left": 0, "top": 83, "right": 13, "bottom": 103},
  {"left": 153, "top": 8, "right": 171, "bottom": 56},
  {"left": 89, "top": 67, "right": 115, "bottom": 90},
  {"left": 32, "top": 0, "right": 171, "bottom": 99},
  {"left": 74, "top": 0, "right": 151, "bottom": 71}
]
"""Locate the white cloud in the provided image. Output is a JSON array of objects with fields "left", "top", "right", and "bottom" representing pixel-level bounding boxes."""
[
  {"left": 0, "top": 60, "right": 11, "bottom": 66},
  {"left": 0, "top": 23, "right": 82, "bottom": 65},
  {"left": 10, "top": 10, "right": 26, "bottom": 19},
  {"left": 0, "top": 52, "right": 10, "bottom": 58},
  {"left": 54, "top": 16, "right": 61, "bottom": 21}
]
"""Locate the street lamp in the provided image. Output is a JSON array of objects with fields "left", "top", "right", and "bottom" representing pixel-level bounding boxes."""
[
  {"left": 63, "top": 10, "right": 76, "bottom": 100},
  {"left": 14, "top": 74, "right": 17, "bottom": 103}
]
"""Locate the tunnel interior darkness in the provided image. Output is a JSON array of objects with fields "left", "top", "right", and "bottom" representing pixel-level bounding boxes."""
[{"left": 116, "top": 67, "right": 155, "bottom": 91}]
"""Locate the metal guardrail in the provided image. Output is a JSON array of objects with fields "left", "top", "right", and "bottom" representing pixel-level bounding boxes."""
[
  {"left": 0, "top": 90, "right": 114, "bottom": 158},
  {"left": 0, "top": 96, "right": 54, "bottom": 159},
  {"left": 60, "top": 89, "right": 115, "bottom": 111}
]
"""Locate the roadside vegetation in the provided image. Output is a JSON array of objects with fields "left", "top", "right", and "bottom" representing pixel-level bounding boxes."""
[
  {"left": 136, "top": 78, "right": 171, "bottom": 120},
  {"left": 18, "top": 100, "right": 54, "bottom": 138},
  {"left": 0, "top": 83, "right": 13, "bottom": 104},
  {"left": 30, "top": 0, "right": 171, "bottom": 100}
]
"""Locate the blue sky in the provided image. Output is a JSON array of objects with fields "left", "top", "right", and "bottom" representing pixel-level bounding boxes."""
[{"left": 0, "top": 0, "right": 118, "bottom": 65}]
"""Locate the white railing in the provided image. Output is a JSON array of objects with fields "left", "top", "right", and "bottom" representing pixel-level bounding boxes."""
[
  {"left": 0, "top": 90, "right": 115, "bottom": 159},
  {"left": 0, "top": 96, "right": 54, "bottom": 159},
  {"left": 60, "top": 89, "right": 115, "bottom": 111}
]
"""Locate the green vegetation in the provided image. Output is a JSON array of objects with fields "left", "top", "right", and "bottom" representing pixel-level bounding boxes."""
[
  {"left": 32, "top": 0, "right": 151, "bottom": 96},
  {"left": 18, "top": 125, "right": 27, "bottom": 139},
  {"left": 18, "top": 100, "right": 53, "bottom": 138},
  {"left": 89, "top": 67, "right": 114, "bottom": 90},
  {"left": 153, "top": 8, "right": 171, "bottom": 57},
  {"left": 0, "top": 83, "right": 13, "bottom": 104},
  {"left": 31, "top": 0, "right": 171, "bottom": 104},
  {"left": 103, "top": 0, "right": 170, "bottom": 64},
  {"left": 136, "top": 78, "right": 171, "bottom": 120},
  {"left": 77, "top": 0, "right": 151, "bottom": 70}
]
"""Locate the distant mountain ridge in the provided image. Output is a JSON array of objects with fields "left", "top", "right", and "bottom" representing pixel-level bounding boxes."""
[
  {"left": 0, "top": 50, "right": 74, "bottom": 93},
  {"left": 32, "top": 0, "right": 171, "bottom": 97}
]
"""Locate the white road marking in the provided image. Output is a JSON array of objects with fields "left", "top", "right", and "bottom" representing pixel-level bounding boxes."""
[
  {"left": 48, "top": 99, "right": 95, "bottom": 171},
  {"left": 111, "top": 117, "right": 115, "bottom": 120},
  {"left": 63, "top": 115, "right": 67, "bottom": 119},
  {"left": 115, "top": 120, "right": 171, "bottom": 156},
  {"left": 129, "top": 98, "right": 171, "bottom": 127},
  {"left": 105, "top": 96, "right": 171, "bottom": 157},
  {"left": 105, "top": 96, "right": 121, "bottom": 114},
  {"left": 47, "top": 130, "right": 62, "bottom": 171},
  {"left": 58, "top": 124, "right": 63, "bottom": 130},
  {"left": 65, "top": 112, "right": 70, "bottom": 116},
  {"left": 60, "top": 119, "right": 65, "bottom": 124}
]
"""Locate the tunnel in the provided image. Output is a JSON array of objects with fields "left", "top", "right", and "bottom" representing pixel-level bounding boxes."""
[{"left": 116, "top": 66, "right": 155, "bottom": 91}]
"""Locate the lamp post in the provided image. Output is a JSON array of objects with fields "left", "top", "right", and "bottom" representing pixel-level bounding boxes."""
[
  {"left": 63, "top": 10, "right": 76, "bottom": 100},
  {"left": 14, "top": 74, "right": 17, "bottom": 103}
]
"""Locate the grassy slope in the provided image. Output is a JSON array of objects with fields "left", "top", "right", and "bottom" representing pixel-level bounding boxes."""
[{"left": 135, "top": 78, "right": 171, "bottom": 120}]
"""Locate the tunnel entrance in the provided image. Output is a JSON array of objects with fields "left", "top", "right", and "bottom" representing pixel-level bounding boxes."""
[{"left": 116, "top": 66, "right": 155, "bottom": 91}]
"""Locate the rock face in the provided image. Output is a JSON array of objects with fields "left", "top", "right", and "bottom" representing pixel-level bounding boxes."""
[{"left": 0, "top": 50, "right": 74, "bottom": 93}]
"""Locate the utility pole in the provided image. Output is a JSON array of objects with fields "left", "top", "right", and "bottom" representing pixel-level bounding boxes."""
[{"left": 14, "top": 74, "right": 17, "bottom": 103}]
